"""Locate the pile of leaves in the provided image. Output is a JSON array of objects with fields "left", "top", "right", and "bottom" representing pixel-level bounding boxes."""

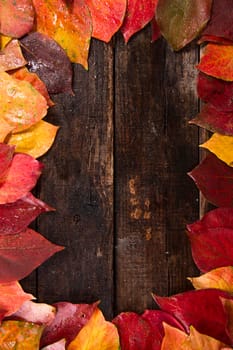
[{"left": 1, "top": 0, "right": 233, "bottom": 348}]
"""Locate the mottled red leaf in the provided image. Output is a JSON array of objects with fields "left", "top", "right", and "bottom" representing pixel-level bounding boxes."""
[
  {"left": 121, "top": 0, "right": 158, "bottom": 42},
  {"left": 156, "top": 0, "right": 212, "bottom": 50},
  {"left": 112, "top": 312, "right": 154, "bottom": 350},
  {"left": 151, "top": 18, "right": 161, "bottom": 42},
  {"left": 85, "top": 0, "right": 126, "bottom": 42},
  {"left": 0, "top": 227, "right": 64, "bottom": 282},
  {"left": 200, "top": 0, "right": 233, "bottom": 43},
  {"left": 187, "top": 208, "right": 233, "bottom": 272},
  {"left": 142, "top": 310, "right": 185, "bottom": 350},
  {"left": 0, "top": 39, "right": 27, "bottom": 72},
  {"left": 0, "top": 0, "right": 34, "bottom": 38},
  {"left": 153, "top": 289, "right": 233, "bottom": 345},
  {"left": 40, "top": 302, "right": 98, "bottom": 347},
  {"left": 190, "top": 104, "right": 233, "bottom": 135},
  {"left": 0, "top": 153, "right": 43, "bottom": 204},
  {"left": 188, "top": 153, "right": 233, "bottom": 207},
  {"left": 0, "top": 192, "right": 53, "bottom": 235},
  {"left": 0, "top": 143, "right": 14, "bottom": 179},
  {"left": 197, "top": 72, "right": 233, "bottom": 112},
  {"left": 20, "top": 32, "right": 73, "bottom": 95}
]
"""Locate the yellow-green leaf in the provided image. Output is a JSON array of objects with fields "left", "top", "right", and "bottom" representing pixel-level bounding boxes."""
[{"left": 200, "top": 133, "right": 233, "bottom": 167}]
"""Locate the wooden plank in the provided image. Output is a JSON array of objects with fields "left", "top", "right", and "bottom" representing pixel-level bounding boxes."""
[
  {"left": 36, "top": 40, "right": 114, "bottom": 319},
  {"left": 114, "top": 28, "right": 200, "bottom": 314}
]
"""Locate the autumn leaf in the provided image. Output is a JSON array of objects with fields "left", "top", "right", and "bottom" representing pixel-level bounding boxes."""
[
  {"left": 201, "top": 133, "right": 233, "bottom": 167},
  {"left": 0, "top": 153, "right": 43, "bottom": 204},
  {"left": 222, "top": 298, "right": 233, "bottom": 343},
  {"left": 112, "top": 312, "right": 154, "bottom": 350},
  {"left": 187, "top": 208, "right": 233, "bottom": 272},
  {"left": 85, "top": 0, "right": 126, "bottom": 42},
  {"left": 68, "top": 308, "right": 120, "bottom": 350},
  {"left": 198, "top": 35, "right": 233, "bottom": 45},
  {"left": 0, "top": 39, "right": 27, "bottom": 72},
  {"left": 197, "top": 44, "right": 233, "bottom": 82},
  {"left": 153, "top": 289, "right": 233, "bottom": 345},
  {"left": 41, "top": 339, "right": 66, "bottom": 350},
  {"left": 0, "top": 227, "right": 64, "bottom": 282},
  {"left": 0, "top": 281, "right": 34, "bottom": 319},
  {"left": 188, "top": 153, "right": 233, "bottom": 207},
  {"left": 188, "top": 267, "right": 233, "bottom": 293},
  {"left": 32, "top": 0, "right": 92, "bottom": 67},
  {"left": 11, "top": 67, "right": 54, "bottom": 107},
  {"left": 0, "top": 71, "right": 48, "bottom": 133},
  {"left": 41, "top": 302, "right": 98, "bottom": 347},
  {"left": 7, "top": 120, "right": 59, "bottom": 159},
  {"left": 161, "top": 323, "right": 187, "bottom": 350},
  {"left": 182, "top": 326, "right": 229, "bottom": 350},
  {"left": 197, "top": 72, "right": 233, "bottom": 112},
  {"left": 151, "top": 18, "right": 161, "bottom": 42},
  {"left": 156, "top": 0, "right": 212, "bottom": 50},
  {"left": 20, "top": 32, "right": 73, "bottom": 94},
  {"left": 200, "top": 0, "right": 233, "bottom": 44},
  {"left": 0, "top": 35, "right": 12, "bottom": 49},
  {"left": 121, "top": 0, "right": 158, "bottom": 42},
  {"left": 190, "top": 104, "right": 233, "bottom": 135},
  {"left": 0, "top": 320, "right": 43, "bottom": 349},
  {"left": 0, "top": 143, "right": 14, "bottom": 180},
  {"left": 0, "top": 0, "right": 34, "bottom": 38}
]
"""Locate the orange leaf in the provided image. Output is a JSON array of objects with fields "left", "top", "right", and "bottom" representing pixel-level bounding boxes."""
[
  {"left": 161, "top": 323, "right": 187, "bottom": 350},
  {"left": 0, "top": 320, "right": 43, "bottom": 349},
  {"left": 182, "top": 326, "right": 228, "bottom": 349},
  {"left": 68, "top": 308, "right": 120, "bottom": 350},
  {"left": 197, "top": 44, "right": 233, "bottom": 81},
  {"left": 201, "top": 133, "right": 233, "bottom": 167},
  {"left": 0, "top": 71, "right": 48, "bottom": 133},
  {"left": 188, "top": 266, "right": 233, "bottom": 293},
  {"left": 32, "top": 0, "right": 92, "bottom": 67},
  {"left": 0, "top": 40, "right": 27, "bottom": 72},
  {"left": 7, "top": 120, "right": 59, "bottom": 158}
]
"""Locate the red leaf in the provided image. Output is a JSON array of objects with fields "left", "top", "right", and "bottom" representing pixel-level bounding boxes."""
[
  {"left": 153, "top": 289, "right": 233, "bottom": 345},
  {"left": 112, "top": 312, "right": 154, "bottom": 350},
  {"left": 121, "top": 0, "right": 158, "bottom": 42},
  {"left": 85, "top": 0, "right": 127, "bottom": 42},
  {"left": 187, "top": 208, "right": 233, "bottom": 272},
  {"left": 0, "top": 153, "right": 43, "bottom": 204},
  {"left": 198, "top": 35, "right": 233, "bottom": 45},
  {"left": 141, "top": 310, "right": 185, "bottom": 350},
  {"left": 190, "top": 104, "right": 233, "bottom": 135},
  {"left": 0, "top": 143, "right": 14, "bottom": 179},
  {"left": 151, "top": 18, "right": 161, "bottom": 42},
  {"left": 0, "top": 192, "right": 53, "bottom": 235},
  {"left": 40, "top": 302, "right": 98, "bottom": 347},
  {"left": 188, "top": 153, "right": 233, "bottom": 207},
  {"left": 197, "top": 72, "right": 233, "bottom": 112},
  {"left": 0, "top": 228, "right": 64, "bottom": 282},
  {"left": 200, "top": 0, "right": 233, "bottom": 43},
  {"left": 0, "top": 0, "right": 34, "bottom": 38}
]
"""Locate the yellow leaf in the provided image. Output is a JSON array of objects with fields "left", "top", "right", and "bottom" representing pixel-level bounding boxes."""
[
  {"left": 188, "top": 266, "right": 233, "bottom": 294},
  {"left": 0, "top": 320, "right": 43, "bottom": 349},
  {"left": 201, "top": 133, "right": 233, "bottom": 167},
  {"left": 0, "top": 35, "right": 11, "bottom": 49},
  {"left": 0, "top": 118, "right": 14, "bottom": 142},
  {"left": 182, "top": 326, "right": 228, "bottom": 349},
  {"left": 68, "top": 308, "right": 120, "bottom": 350},
  {"left": 7, "top": 120, "right": 59, "bottom": 158}
]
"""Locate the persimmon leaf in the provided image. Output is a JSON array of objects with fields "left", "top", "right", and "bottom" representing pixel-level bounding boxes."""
[
  {"left": 161, "top": 323, "right": 187, "bottom": 350},
  {"left": 0, "top": 192, "right": 53, "bottom": 235},
  {"left": 188, "top": 267, "right": 233, "bottom": 293},
  {"left": 197, "top": 44, "right": 233, "bottom": 81},
  {"left": 153, "top": 289, "right": 233, "bottom": 345},
  {"left": 0, "top": 227, "right": 64, "bottom": 282},
  {"left": 7, "top": 120, "right": 59, "bottom": 159},
  {"left": 190, "top": 104, "right": 233, "bottom": 135},
  {"left": 156, "top": 0, "right": 212, "bottom": 50},
  {"left": 187, "top": 208, "right": 233, "bottom": 272},
  {"left": 0, "top": 153, "right": 43, "bottom": 204},
  {"left": 0, "top": 71, "right": 48, "bottom": 133},
  {"left": 0, "top": 320, "right": 43, "bottom": 349},
  {"left": 20, "top": 32, "right": 73, "bottom": 94},
  {"left": 201, "top": 133, "right": 233, "bottom": 167},
  {"left": 32, "top": 0, "right": 92, "bottom": 67},
  {"left": 85, "top": 0, "right": 126, "bottom": 42},
  {"left": 121, "top": 0, "right": 158, "bottom": 42},
  {"left": 41, "top": 302, "right": 98, "bottom": 347},
  {"left": 188, "top": 153, "right": 233, "bottom": 207},
  {"left": 0, "top": 0, "right": 34, "bottom": 38},
  {"left": 68, "top": 308, "right": 120, "bottom": 350},
  {"left": 0, "top": 143, "right": 14, "bottom": 179},
  {"left": 0, "top": 39, "right": 27, "bottom": 72}
]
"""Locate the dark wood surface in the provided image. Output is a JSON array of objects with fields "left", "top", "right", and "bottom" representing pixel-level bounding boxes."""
[{"left": 22, "top": 26, "right": 201, "bottom": 319}]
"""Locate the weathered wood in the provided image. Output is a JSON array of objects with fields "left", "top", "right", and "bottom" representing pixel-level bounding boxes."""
[{"left": 114, "top": 28, "right": 200, "bottom": 314}]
